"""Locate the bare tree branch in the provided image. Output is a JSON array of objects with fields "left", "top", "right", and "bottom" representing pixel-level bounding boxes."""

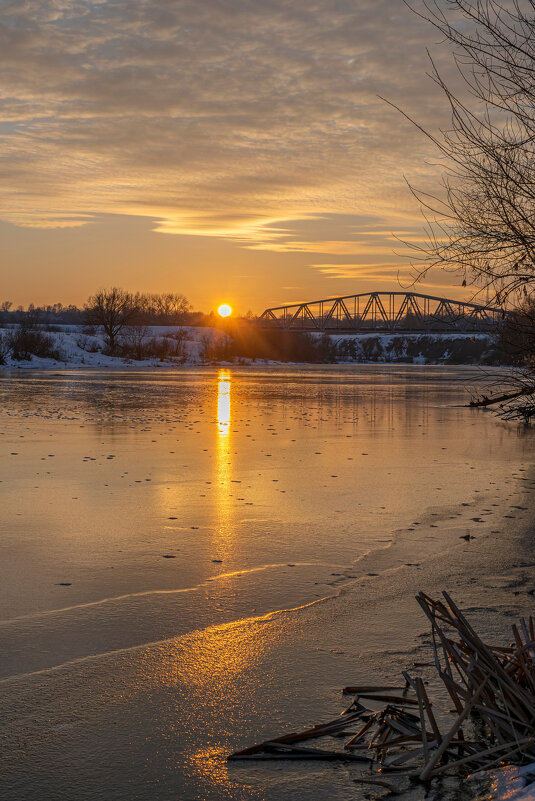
[{"left": 401, "top": 1, "right": 535, "bottom": 306}]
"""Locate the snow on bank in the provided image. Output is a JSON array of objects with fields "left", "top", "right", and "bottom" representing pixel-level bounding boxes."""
[
  {"left": 327, "top": 331, "right": 496, "bottom": 364},
  {"left": 0, "top": 325, "right": 227, "bottom": 369},
  {"left": 0, "top": 325, "right": 497, "bottom": 368}
]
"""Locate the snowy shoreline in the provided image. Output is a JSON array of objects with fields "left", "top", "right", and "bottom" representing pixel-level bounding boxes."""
[{"left": 0, "top": 325, "right": 499, "bottom": 369}]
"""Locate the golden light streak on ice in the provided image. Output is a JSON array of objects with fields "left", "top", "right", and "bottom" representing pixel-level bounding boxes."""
[
  {"left": 216, "top": 371, "right": 231, "bottom": 437},
  {"left": 214, "top": 370, "right": 234, "bottom": 556}
]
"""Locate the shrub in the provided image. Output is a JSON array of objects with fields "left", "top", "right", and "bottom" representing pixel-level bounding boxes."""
[
  {"left": 76, "top": 335, "right": 101, "bottom": 353},
  {"left": 118, "top": 325, "right": 150, "bottom": 360},
  {"left": 117, "top": 329, "right": 188, "bottom": 361},
  {"left": 445, "top": 337, "right": 488, "bottom": 364},
  {"left": 164, "top": 327, "right": 188, "bottom": 344},
  {"left": 388, "top": 337, "right": 406, "bottom": 359},
  {"left": 7, "top": 324, "right": 64, "bottom": 361},
  {"left": 199, "top": 333, "right": 233, "bottom": 363},
  {"left": 338, "top": 338, "right": 358, "bottom": 361},
  {"left": 360, "top": 337, "right": 383, "bottom": 361}
]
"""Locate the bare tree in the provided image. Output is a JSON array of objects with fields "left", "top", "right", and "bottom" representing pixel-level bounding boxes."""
[
  {"left": 499, "top": 296, "right": 535, "bottom": 366},
  {"left": 397, "top": 0, "right": 535, "bottom": 418},
  {"left": 84, "top": 288, "right": 139, "bottom": 353},
  {"left": 399, "top": 0, "right": 535, "bottom": 305},
  {"left": 152, "top": 293, "right": 191, "bottom": 323}
]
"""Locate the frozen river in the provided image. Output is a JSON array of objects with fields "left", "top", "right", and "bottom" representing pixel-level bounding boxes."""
[{"left": 1, "top": 366, "right": 534, "bottom": 800}]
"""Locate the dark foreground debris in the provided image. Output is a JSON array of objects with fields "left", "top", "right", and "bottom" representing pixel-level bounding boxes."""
[{"left": 229, "top": 591, "right": 535, "bottom": 789}]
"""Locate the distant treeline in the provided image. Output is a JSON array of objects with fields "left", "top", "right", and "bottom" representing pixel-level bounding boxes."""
[
  {"left": 0, "top": 286, "right": 531, "bottom": 366},
  {"left": 0, "top": 293, "right": 246, "bottom": 327}
]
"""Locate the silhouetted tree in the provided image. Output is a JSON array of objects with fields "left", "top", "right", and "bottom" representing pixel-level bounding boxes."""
[
  {"left": 401, "top": 0, "right": 535, "bottom": 418},
  {"left": 84, "top": 288, "right": 139, "bottom": 353},
  {"left": 499, "top": 298, "right": 535, "bottom": 367},
  {"left": 151, "top": 293, "right": 191, "bottom": 323},
  {"left": 401, "top": 1, "right": 535, "bottom": 305}
]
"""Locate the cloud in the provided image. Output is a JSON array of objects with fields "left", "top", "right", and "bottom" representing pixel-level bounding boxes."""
[
  {"left": 0, "top": 0, "right": 453, "bottom": 256},
  {"left": 310, "top": 263, "right": 470, "bottom": 297}
]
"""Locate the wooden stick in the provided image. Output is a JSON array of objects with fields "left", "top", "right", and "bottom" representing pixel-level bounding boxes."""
[
  {"left": 430, "top": 737, "right": 532, "bottom": 776},
  {"left": 385, "top": 744, "right": 434, "bottom": 767},
  {"left": 230, "top": 741, "right": 374, "bottom": 761},
  {"left": 228, "top": 751, "right": 368, "bottom": 761},
  {"left": 415, "top": 678, "right": 429, "bottom": 765},
  {"left": 357, "top": 693, "right": 418, "bottom": 705},
  {"left": 344, "top": 716, "right": 376, "bottom": 749},
  {"left": 402, "top": 671, "right": 417, "bottom": 692},
  {"left": 343, "top": 685, "right": 407, "bottom": 694},
  {"left": 420, "top": 678, "right": 488, "bottom": 781},
  {"left": 469, "top": 386, "right": 535, "bottom": 408},
  {"left": 419, "top": 680, "right": 443, "bottom": 747},
  {"left": 353, "top": 778, "right": 394, "bottom": 790},
  {"left": 229, "top": 711, "right": 363, "bottom": 757}
]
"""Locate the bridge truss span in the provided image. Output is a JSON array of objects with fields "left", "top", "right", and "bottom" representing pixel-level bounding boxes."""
[{"left": 258, "top": 291, "right": 505, "bottom": 334}]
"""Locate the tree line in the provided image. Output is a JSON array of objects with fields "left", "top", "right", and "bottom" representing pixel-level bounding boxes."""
[{"left": 0, "top": 291, "right": 231, "bottom": 330}]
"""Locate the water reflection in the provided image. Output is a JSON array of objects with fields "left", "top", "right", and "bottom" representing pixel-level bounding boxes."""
[
  {"left": 215, "top": 371, "right": 234, "bottom": 553},
  {"left": 217, "top": 371, "right": 231, "bottom": 438}
]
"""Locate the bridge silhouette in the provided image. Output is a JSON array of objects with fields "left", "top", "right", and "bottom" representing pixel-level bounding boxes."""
[{"left": 258, "top": 291, "right": 504, "bottom": 334}]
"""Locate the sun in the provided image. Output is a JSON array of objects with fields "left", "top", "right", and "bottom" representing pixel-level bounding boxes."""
[{"left": 218, "top": 304, "right": 232, "bottom": 318}]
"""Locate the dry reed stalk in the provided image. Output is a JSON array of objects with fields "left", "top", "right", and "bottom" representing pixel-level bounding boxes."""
[
  {"left": 415, "top": 678, "right": 429, "bottom": 764},
  {"left": 228, "top": 591, "right": 535, "bottom": 789}
]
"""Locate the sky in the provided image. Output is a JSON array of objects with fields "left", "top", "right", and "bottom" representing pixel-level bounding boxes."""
[{"left": 0, "top": 0, "right": 471, "bottom": 314}]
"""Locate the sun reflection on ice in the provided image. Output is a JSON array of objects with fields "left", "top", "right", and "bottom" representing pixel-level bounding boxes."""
[
  {"left": 217, "top": 371, "right": 231, "bottom": 437},
  {"left": 172, "top": 615, "right": 273, "bottom": 795},
  {"left": 215, "top": 371, "right": 234, "bottom": 554}
]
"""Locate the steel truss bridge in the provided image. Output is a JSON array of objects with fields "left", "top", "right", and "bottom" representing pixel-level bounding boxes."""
[{"left": 258, "top": 292, "right": 504, "bottom": 334}]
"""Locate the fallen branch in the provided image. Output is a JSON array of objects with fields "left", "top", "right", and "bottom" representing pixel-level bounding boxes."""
[{"left": 468, "top": 385, "right": 535, "bottom": 408}]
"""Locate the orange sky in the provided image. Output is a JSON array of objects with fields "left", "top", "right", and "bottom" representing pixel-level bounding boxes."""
[{"left": 0, "top": 0, "right": 473, "bottom": 314}]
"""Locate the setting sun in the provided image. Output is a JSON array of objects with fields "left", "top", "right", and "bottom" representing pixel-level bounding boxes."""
[{"left": 218, "top": 304, "right": 232, "bottom": 318}]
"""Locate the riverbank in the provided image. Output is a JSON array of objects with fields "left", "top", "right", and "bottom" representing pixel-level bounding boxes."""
[{"left": 0, "top": 325, "right": 500, "bottom": 367}]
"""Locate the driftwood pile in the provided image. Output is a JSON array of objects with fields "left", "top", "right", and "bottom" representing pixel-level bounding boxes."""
[
  {"left": 229, "top": 591, "right": 535, "bottom": 790},
  {"left": 468, "top": 372, "right": 535, "bottom": 423}
]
